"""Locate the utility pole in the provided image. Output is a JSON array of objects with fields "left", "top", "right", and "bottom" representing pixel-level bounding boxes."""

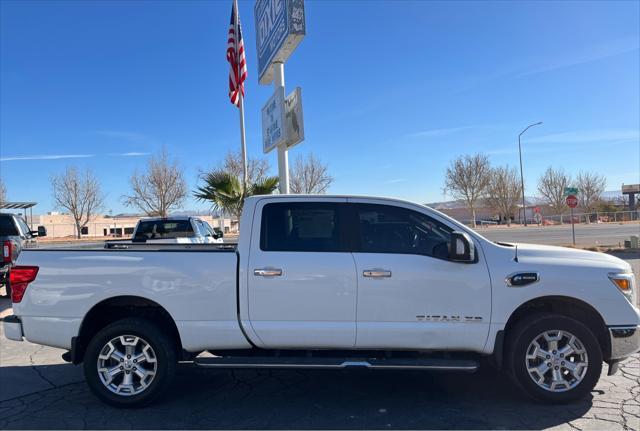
[{"left": 518, "top": 122, "right": 543, "bottom": 226}]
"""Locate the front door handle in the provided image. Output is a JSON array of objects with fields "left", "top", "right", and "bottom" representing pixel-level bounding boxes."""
[
  {"left": 363, "top": 269, "right": 392, "bottom": 278},
  {"left": 254, "top": 268, "right": 283, "bottom": 277}
]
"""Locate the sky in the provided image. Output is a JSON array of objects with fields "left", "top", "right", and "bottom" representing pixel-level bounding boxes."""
[{"left": 1, "top": 0, "right": 639, "bottom": 214}]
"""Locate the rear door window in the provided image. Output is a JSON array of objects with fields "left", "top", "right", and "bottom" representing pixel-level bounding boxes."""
[
  {"left": 260, "top": 202, "right": 349, "bottom": 252},
  {"left": 134, "top": 220, "right": 195, "bottom": 240}
]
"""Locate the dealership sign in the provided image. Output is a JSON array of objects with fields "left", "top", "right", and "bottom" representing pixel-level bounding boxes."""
[
  {"left": 255, "top": 0, "right": 306, "bottom": 85},
  {"left": 261, "top": 87, "right": 287, "bottom": 153}
]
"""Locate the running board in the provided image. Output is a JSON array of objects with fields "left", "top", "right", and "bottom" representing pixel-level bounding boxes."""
[{"left": 194, "top": 356, "right": 479, "bottom": 372}]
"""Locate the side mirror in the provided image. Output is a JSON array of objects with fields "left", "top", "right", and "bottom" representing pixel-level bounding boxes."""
[
  {"left": 37, "top": 226, "right": 47, "bottom": 237},
  {"left": 449, "top": 231, "right": 475, "bottom": 262}
]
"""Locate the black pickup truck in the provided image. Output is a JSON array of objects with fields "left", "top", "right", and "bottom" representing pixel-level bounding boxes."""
[{"left": 0, "top": 213, "right": 44, "bottom": 297}]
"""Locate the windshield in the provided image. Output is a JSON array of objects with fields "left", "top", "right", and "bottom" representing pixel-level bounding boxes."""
[
  {"left": 134, "top": 220, "right": 194, "bottom": 240},
  {"left": 16, "top": 217, "right": 32, "bottom": 236}
]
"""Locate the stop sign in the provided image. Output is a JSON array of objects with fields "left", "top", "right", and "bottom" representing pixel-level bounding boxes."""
[{"left": 566, "top": 194, "right": 578, "bottom": 208}]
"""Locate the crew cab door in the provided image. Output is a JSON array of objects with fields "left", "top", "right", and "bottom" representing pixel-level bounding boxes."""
[
  {"left": 350, "top": 200, "right": 491, "bottom": 351},
  {"left": 247, "top": 198, "right": 357, "bottom": 348}
]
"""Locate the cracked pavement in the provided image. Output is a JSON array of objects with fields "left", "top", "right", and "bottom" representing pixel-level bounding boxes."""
[{"left": 0, "top": 253, "right": 638, "bottom": 429}]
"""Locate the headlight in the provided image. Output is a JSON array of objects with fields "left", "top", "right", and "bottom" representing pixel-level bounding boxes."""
[{"left": 608, "top": 272, "right": 637, "bottom": 305}]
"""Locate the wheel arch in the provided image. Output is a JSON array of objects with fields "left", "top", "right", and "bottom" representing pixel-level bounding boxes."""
[
  {"left": 72, "top": 295, "right": 183, "bottom": 364},
  {"left": 491, "top": 295, "right": 611, "bottom": 369}
]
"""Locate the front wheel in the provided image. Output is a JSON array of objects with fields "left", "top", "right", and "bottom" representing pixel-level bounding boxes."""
[
  {"left": 506, "top": 313, "right": 602, "bottom": 403},
  {"left": 83, "top": 318, "right": 177, "bottom": 407}
]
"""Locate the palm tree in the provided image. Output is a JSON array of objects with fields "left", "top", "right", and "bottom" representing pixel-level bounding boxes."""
[{"left": 194, "top": 170, "right": 279, "bottom": 219}]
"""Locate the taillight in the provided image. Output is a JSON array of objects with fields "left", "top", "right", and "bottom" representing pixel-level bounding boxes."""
[
  {"left": 2, "top": 240, "right": 11, "bottom": 264},
  {"left": 9, "top": 266, "right": 39, "bottom": 303}
]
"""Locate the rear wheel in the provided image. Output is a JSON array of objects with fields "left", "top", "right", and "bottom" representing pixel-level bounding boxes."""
[
  {"left": 506, "top": 313, "right": 602, "bottom": 403},
  {"left": 83, "top": 318, "right": 177, "bottom": 407}
]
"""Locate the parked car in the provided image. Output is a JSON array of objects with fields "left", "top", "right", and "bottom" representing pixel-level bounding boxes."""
[
  {"left": 2, "top": 195, "right": 638, "bottom": 407},
  {"left": 0, "top": 213, "right": 43, "bottom": 297},
  {"left": 130, "top": 216, "right": 223, "bottom": 244}
]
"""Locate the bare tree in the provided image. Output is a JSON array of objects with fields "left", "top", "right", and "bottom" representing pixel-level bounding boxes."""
[
  {"left": 51, "top": 167, "right": 105, "bottom": 238},
  {"left": 0, "top": 179, "right": 6, "bottom": 206},
  {"left": 122, "top": 149, "right": 187, "bottom": 217},
  {"left": 537, "top": 167, "right": 571, "bottom": 223},
  {"left": 576, "top": 171, "right": 606, "bottom": 221},
  {"left": 220, "top": 150, "right": 271, "bottom": 186},
  {"left": 443, "top": 153, "right": 492, "bottom": 227},
  {"left": 290, "top": 153, "right": 334, "bottom": 194},
  {"left": 486, "top": 166, "right": 520, "bottom": 226}
]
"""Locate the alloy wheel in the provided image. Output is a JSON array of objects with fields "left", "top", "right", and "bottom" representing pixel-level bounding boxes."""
[
  {"left": 96, "top": 335, "right": 158, "bottom": 396},
  {"left": 525, "top": 329, "right": 589, "bottom": 392}
]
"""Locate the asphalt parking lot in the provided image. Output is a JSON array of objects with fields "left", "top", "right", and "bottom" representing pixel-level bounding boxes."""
[
  {"left": 0, "top": 252, "right": 638, "bottom": 430},
  {"left": 479, "top": 222, "right": 640, "bottom": 247}
]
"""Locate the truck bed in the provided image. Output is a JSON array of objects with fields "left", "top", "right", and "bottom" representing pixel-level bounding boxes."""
[{"left": 13, "top": 246, "right": 251, "bottom": 352}]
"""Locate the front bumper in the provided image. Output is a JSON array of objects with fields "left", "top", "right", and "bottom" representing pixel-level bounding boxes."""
[
  {"left": 609, "top": 325, "right": 640, "bottom": 360},
  {"left": 1, "top": 315, "right": 23, "bottom": 341}
]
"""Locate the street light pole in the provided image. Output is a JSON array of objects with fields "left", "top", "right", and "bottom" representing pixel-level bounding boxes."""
[{"left": 518, "top": 122, "right": 543, "bottom": 227}]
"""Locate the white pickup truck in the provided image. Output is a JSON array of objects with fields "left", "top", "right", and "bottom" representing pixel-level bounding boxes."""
[
  {"left": 128, "top": 216, "right": 223, "bottom": 244},
  {"left": 3, "top": 195, "right": 639, "bottom": 407}
]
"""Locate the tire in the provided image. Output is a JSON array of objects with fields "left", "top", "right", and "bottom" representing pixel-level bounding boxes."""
[
  {"left": 83, "top": 318, "right": 177, "bottom": 407},
  {"left": 506, "top": 313, "right": 602, "bottom": 403}
]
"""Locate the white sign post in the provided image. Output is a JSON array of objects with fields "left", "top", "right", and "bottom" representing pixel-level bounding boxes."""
[
  {"left": 256, "top": 0, "right": 305, "bottom": 194},
  {"left": 273, "top": 63, "right": 289, "bottom": 193}
]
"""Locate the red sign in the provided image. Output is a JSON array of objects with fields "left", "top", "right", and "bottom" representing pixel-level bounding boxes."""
[
  {"left": 566, "top": 195, "right": 578, "bottom": 208},
  {"left": 533, "top": 206, "right": 540, "bottom": 213}
]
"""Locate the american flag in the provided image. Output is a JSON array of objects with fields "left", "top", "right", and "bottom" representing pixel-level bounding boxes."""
[{"left": 227, "top": 0, "right": 247, "bottom": 107}]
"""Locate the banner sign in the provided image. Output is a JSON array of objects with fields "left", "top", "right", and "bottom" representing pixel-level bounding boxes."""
[
  {"left": 284, "top": 87, "right": 304, "bottom": 148},
  {"left": 262, "top": 87, "right": 286, "bottom": 154},
  {"left": 255, "top": 0, "right": 306, "bottom": 85}
]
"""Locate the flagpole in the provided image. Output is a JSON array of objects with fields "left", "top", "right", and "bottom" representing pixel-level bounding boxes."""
[
  {"left": 234, "top": 0, "right": 248, "bottom": 193},
  {"left": 239, "top": 93, "right": 248, "bottom": 192}
]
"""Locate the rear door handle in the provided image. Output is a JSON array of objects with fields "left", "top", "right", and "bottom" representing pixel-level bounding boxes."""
[
  {"left": 254, "top": 268, "right": 283, "bottom": 277},
  {"left": 363, "top": 269, "right": 392, "bottom": 278}
]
